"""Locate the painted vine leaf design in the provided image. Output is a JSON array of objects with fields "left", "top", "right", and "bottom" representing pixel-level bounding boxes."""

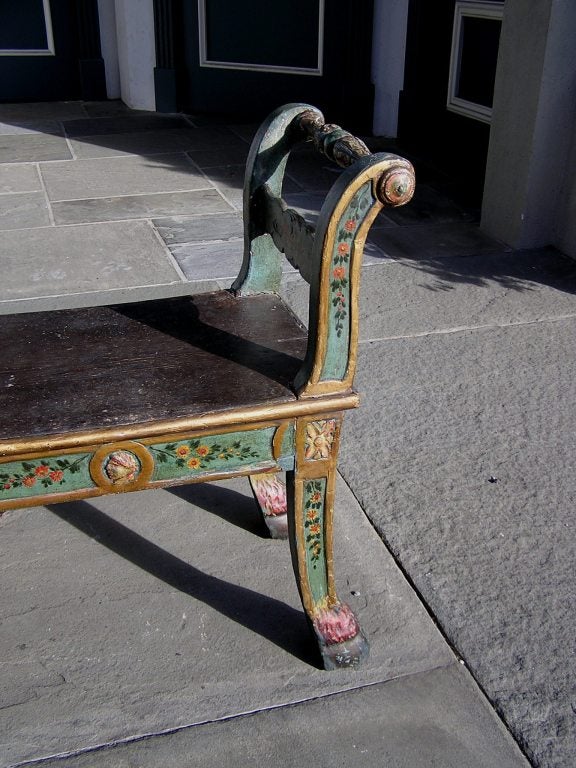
[
  {"left": 304, "top": 479, "right": 324, "bottom": 568},
  {"left": 151, "top": 438, "right": 259, "bottom": 471},
  {"left": 331, "top": 191, "right": 371, "bottom": 337},
  {"left": 0, "top": 455, "right": 89, "bottom": 493}
]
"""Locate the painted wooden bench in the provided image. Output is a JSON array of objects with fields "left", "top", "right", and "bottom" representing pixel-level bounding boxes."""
[{"left": 0, "top": 104, "right": 414, "bottom": 670}]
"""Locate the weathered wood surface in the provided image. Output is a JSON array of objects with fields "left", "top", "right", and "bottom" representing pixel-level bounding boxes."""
[{"left": 0, "top": 292, "right": 307, "bottom": 440}]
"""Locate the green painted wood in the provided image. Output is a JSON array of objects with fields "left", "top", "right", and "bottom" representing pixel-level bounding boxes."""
[
  {"left": 150, "top": 427, "right": 278, "bottom": 482},
  {"left": 232, "top": 103, "right": 322, "bottom": 296},
  {"left": 321, "top": 181, "right": 375, "bottom": 381},
  {"left": 0, "top": 453, "right": 93, "bottom": 502},
  {"left": 302, "top": 477, "right": 328, "bottom": 605}
]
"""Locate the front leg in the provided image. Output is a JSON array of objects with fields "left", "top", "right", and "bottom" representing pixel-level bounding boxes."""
[
  {"left": 287, "top": 416, "right": 369, "bottom": 669},
  {"left": 249, "top": 472, "right": 288, "bottom": 539}
]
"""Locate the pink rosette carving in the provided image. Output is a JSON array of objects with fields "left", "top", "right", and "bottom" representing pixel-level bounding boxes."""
[
  {"left": 313, "top": 603, "right": 360, "bottom": 645},
  {"left": 104, "top": 451, "right": 139, "bottom": 483},
  {"left": 252, "top": 474, "right": 287, "bottom": 517}
]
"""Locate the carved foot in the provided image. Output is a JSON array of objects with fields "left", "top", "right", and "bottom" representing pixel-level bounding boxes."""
[
  {"left": 312, "top": 602, "right": 369, "bottom": 670},
  {"left": 249, "top": 473, "right": 288, "bottom": 539}
]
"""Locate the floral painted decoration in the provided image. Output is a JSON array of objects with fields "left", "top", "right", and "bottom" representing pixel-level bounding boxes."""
[
  {"left": 330, "top": 187, "right": 371, "bottom": 337},
  {"left": 305, "top": 420, "right": 336, "bottom": 461},
  {"left": 0, "top": 456, "right": 89, "bottom": 492},
  {"left": 151, "top": 438, "right": 259, "bottom": 471},
  {"left": 304, "top": 479, "right": 324, "bottom": 568}
]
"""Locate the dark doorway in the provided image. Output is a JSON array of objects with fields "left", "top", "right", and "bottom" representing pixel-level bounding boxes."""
[{"left": 398, "top": 0, "right": 503, "bottom": 206}]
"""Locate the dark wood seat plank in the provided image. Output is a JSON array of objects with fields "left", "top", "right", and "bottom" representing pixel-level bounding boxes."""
[{"left": 0, "top": 292, "right": 307, "bottom": 441}]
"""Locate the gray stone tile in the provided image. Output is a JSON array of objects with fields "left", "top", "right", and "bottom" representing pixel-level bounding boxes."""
[
  {"left": 70, "top": 126, "right": 244, "bottom": 159},
  {"left": 153, "top": 211, "right": 243, "bottom": 245},
  {"left": 369, "top": 221, "right": 507, "bottom": 259},
  {"left": 0, "top": 133, "right": 72, "bottom": 163},
  {"left": 0, "top": 476, "right": 452, "bottom": 765},
  {"left": 0, "top": 163, "right": 42, "bottom": 193},
  {"left": 356, "top": 247, "right": 576, "bottom": 340},
  {"left": 63, "top": 115, "right": 190, "bottom": 137},
  {"left": 171, "top": 239, "right": 246, "bottom": 280},
  {"left": 40, "top": 154, "right": 211, "bottom": 201},
  {"left": 0, "top": 120, "right": 63, "bottom": 136},
  {"left": 383, "top": 183, "right": 475, "bottom": 225},
  {"left": 52, "top": 189, "right": 233, "bottom": 225},
  {"left": 38, "top": 665, "right": 528, "bottom": 767},
  {"left": 286, "top": 149, "right": 344, "bottom": 192},
  {"left": 82, "top": 100, "right": 138, "bottom": 118},
  {"left": 187, "top": 143, "right": 250, "bottom": 168},
  {"left": 0, "top": 192, "right": 51, "bottom": 230},
  {"left": 0, "top": 221, "right": 184, "bottom": 307},
  {"left": 342, "top": 317, "right": 576, "bottom": 768},
  {"left": 204, "top": 164, "right": 302, "bottom": 208},
  {"left": 0, "top": 101, "right": 87, "bottom": 121}
]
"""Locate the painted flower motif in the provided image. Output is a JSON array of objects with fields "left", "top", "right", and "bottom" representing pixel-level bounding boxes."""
[
  {"left": 176, "top": 445, "right": 190, "bottom": 457},
  {"left": 344, "top": 218, "right": 356, "bottom": 232},
  {"left": 187, "top": 457, "right": 201, "bottom": 469},
  {"left": 337, "top": 242, "right": 350, "bottom": 255},
  {"left": 309, "top": 523, "right": 321, "bottom": 535},
  {"left": 313, "top": 603, "right": 360, "bottom": 645},
  {"left": 305, "top": 420, "right": 336, "bottom": 461},
  {"left": 0, "top": 455, "right": 89, "bottom": 497},
  {"left": 196, "top": 445, "right": 210, "bottom": 457},
  {"left": 306, "top": 509, "right": 317, "bottom": 521},
  {"left": 251, "top": 474, "right": 287, "bottom": 517},
  {"left": 333, "top": 266, "right": 346, "bottom": 280}
]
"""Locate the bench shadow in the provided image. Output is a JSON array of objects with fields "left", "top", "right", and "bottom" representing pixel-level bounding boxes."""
[
  {"left": 114, "top": 296, "right": 306, "bottom": 391},
  {"left": 166, "top": 481, "right": 269, "bottom": 538},
  {"left": 47, "top": 499, "right": 319, "bottom": 667}
]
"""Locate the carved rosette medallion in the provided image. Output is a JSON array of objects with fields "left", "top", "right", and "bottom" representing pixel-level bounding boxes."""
[
  {"left": 304, "top": 420, "right": 337, "bottom": 461},
  {"left": 90, "top": 441, "right": 154, "bottom": 491},
  {"left": 104, "top": 450, "right": 140, "bottom": 484}
]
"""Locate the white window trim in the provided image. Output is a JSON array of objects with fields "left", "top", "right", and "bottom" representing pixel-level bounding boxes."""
[
  {"left": 0, "top": 0, "right": 55, "bottom": 56},
  {"left": 447, "top": 1, "right": 504, "bottom": 124},
  {"left": 197, "top": 0, "right": 324, "bottom": 77}
]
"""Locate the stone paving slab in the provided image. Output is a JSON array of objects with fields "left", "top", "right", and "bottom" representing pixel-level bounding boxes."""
[
  {"left": 339, "top": 317, "right": 576, "bottom": 768},
  {"left": 63, "top": 115, "right": 190, "bottom": 138},
  {"left": 383, "top": 184, "right": 475, "bottom": 226},
  {"left": 0, "top": 133, "right": 72, "bottom": 164},
  {"left": 40, "top": 154, "right": 211, "bottom": 201},
  {"left": 0, "top": 102, "right": 88, "bottom": 122},
  {"left": 153, "top": 212, "right": 243, "bottom": 245},
  {"left": 52, "top": 189, "right": 232, "bottom": 226},
  {"left": 369, "top": 221, "right": 507, "bottom": 259},
  {"left": 0, "top": 476, "right": 453, "bottom": 765},
  {"left": 69, "top": 127, "right": 246, "bottom": 159},
  {"left": 29, "top": 666, "right": 529, "bottom": 768},
  {"left": 0, "top": 121, "right": 64, "bottom": 137},
  {"left": 0, "top": 191, "right": 50, "bottom": 230},
  {"left": 279, "top": 249, "right": 576, "bottom": 342},
  {"left": 0, "top": 221, "right": 187, "bottom": 312},
  {"left": 0, "top": 163, "right": 42, "bottom": 193}
]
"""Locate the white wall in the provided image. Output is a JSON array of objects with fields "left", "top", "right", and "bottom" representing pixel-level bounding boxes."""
[
  {"left": 113, "top": 0, "right": 156, "bottom": 111},
  {"left": 97, "top": 0, "right": 121, "bottom": 99},
  {"left": 371, "top": 0, "right": 410, "bottom": 137},
  {"left": 482, "top": 0, "right": 576, "bottom": 256}
]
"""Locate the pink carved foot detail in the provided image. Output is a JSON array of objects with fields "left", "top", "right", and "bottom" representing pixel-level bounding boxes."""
[
  {"left": 249, "top": 473, "right": 288, "bottom": 539},
  {"left": 312, "top": 603, "right": 369, "bottom": 670}
]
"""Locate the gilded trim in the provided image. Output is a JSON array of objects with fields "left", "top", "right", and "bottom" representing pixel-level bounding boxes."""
[
  {"left": 0, "top": 394, "right": 359, "bottom": 460},
  {"left": 89, "top": 441, "right": 154, "bottom": 493}
]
